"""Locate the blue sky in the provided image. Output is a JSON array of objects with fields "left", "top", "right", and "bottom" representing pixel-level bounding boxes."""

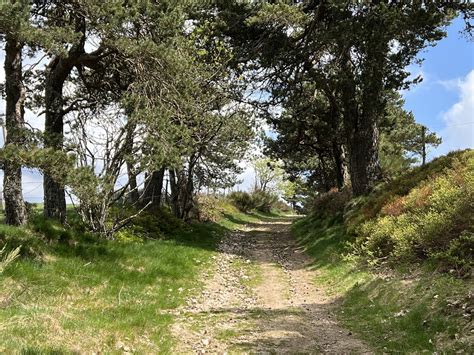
[
  {"left": 402, "top": 17, "right": 474, "bottom": 157},
  {"left": 0, "top": 17, "right": 473, "bottom": 200},
  {"left": 237, "top": 17, "right": 474, "bottom": 190}
]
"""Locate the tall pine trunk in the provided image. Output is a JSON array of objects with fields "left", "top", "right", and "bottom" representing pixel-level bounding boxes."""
[
  {"left": 345, "top": 117, "right": 381, "bottom": 195},
  {"left": 348, "top": 29, "right": 386, "bottom": 196},
  {"left": 43, "top": 57, "right": 71, "bottom": 222},
  {"left": 325, "top": 85, "right": 351, "bottom": 191},
  {"left": 3, "top": 35, "right": 27, "bottom": 226},
  {"left": 142, "top": 168, "right": 165, "bottom": 208},
  {"left": 340, "top": 50, "right": 382, "bottom": 196}
]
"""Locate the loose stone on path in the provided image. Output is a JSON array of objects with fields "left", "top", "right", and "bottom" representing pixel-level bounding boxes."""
[{"left": 171, "top": 216, "right": 372, "bottom": 354}]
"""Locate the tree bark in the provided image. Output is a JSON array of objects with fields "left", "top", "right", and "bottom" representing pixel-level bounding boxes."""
[
  {"left": 348, "top": 29, "right": 386, "bottom": 195},
  {"left": 142, "top": 168, "right": 165, "bottom": 207},
  {"left": 324, "top": 83, "right": 351, "bottom": 191},
  {"left": 332, "top": 141, "right": 350, "bottom": 190},
  {"left": 169, "top": 161, "right": 196, "bottom": 220},
  {"left": 127, "top": 162, "right": 139, "bottom": 204},
  {"left": 3, "top": 35, "right": 27, "bottom": 226},
  {"left": 421, "top": 126, "right": 426, "bottom": 166},
  {"left": 43, "top": 56, "right": 73, "bottom": 222},
  {"left": 345, "top": 117, "right": 381, "bottom": 195},
  {"left": 340, "top": 47, "right": 382, "bottom": 196},
  {"left": 340, "top": 144, "right": 351, "bottom": 188},
  {"left": 182, "top": 162, "right": 195, "bottom": 219},
  {"left": 124, "top": 118, "right": 139, "bottom": 203},
  {"left": 169, "top": 169, "right": 181, "bottom": 218}
]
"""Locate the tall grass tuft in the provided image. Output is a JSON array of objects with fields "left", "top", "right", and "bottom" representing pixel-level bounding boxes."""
[{"left": 0, "top": 245, "right": 21, "bottom": 274}]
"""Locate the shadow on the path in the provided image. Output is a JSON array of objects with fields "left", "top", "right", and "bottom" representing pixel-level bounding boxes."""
[
  {"left": 222, "top": 213, "right": 249, "bottom": 226},
  {"left": 190, "top": 301, "right": 360, "bottom": 353},
  {"left": 228, "top": 216, "right": 316, "bottom": 271}
]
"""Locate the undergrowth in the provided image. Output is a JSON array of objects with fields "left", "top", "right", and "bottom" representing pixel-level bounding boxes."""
[
  {"left": 352, "top": 150, "right": 473, "bottom": 273},
  {"left": 293, "top": 149, "right": 473, "bottom": 352},
  {"left": 0, "top": 201, "right": 244, "bottom": 353}
]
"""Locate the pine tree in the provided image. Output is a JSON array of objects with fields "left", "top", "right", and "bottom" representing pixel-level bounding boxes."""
[{"left": 0, "top": 1, "right": 30, "bottom": 225}]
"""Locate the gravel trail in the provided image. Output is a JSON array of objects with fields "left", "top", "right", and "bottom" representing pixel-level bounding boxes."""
[{"left": 171, "top": 216, "right": 371, "bottom": 354}]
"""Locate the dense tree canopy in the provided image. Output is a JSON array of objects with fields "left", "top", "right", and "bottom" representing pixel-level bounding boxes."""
[{"left": 0, "top": 0, "right": 472, "bottom": 232}]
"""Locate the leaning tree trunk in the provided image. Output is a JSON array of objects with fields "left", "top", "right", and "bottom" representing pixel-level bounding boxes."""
[
  {"left": 124, "top": 119, "right": 139, "bottom": 203},
  {"left": 142, "top": 168, "right": 165, "bottom": 208},
  {"left": 43, "top": 57, "right": 71, "bottom": 222},
  {"left": 3, "top": 35, "right": 27, "bottom": 226},
  {"left": 42, "top": 15, "right": 101, "bottom": 221}
]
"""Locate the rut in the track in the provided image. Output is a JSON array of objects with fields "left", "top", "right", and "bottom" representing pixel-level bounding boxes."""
[{"left": 171, "top": 217, "right": 371, "bottom": 354}]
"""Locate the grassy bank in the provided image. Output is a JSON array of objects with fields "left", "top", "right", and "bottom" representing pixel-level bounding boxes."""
[
  {"left": 293, "top": 150, "right": 473, "bottom": 353},
  {"left": 0, "top": 200, "right": 262, "bottom": 353}
]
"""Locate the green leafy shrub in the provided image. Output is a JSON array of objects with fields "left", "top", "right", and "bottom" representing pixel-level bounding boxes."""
[
  {"left": 353, "top": 151, "right": 473, "bottom": 271},
  {"left": 196, "top": 194, "right": 226, "bottom": 222},
  {"left": 432, "top": 231, "right": 473, "bottom": 276},
  {"left": 126, "top": 208, "right": 185, "bottom": 239},
  {"left": 312, "top": 188, "right": 352, "bottom": 219},
  {"left": 273, "top": 200, "right": 292, "bottom": 213},
  {"left": 251, "top": 190, "right": 279, "bottom": 213},
  {"left": 229, "top": 190, "right": 283, "bottom": 213},
  {"left": 228, "top": 191, "right": 255, "bottom": 212}
]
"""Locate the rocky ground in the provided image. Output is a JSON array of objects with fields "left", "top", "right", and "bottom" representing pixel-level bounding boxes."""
[{"left": 171, "top": 216, "right": 371, "bottom": 354}]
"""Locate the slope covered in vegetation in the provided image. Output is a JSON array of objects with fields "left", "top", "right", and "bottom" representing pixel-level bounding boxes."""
[{"left": 293, "top": 150, "right": 473, "bottom": 352}]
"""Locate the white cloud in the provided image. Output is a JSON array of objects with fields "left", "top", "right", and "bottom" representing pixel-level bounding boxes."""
[
  {"left": 436, "top": 70, "right": 474, "bottom": 155},
  {"left": 235, "top": 163, "right": 255, "bottom": 192}
]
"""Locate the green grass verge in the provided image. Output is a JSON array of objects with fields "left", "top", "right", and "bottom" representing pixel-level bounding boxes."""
[
  {"left": 292, "top": 214, "right": 473, "bottom": 353},
  {"left": 0, "top": 207, "right": 237, "bottom": 353}
]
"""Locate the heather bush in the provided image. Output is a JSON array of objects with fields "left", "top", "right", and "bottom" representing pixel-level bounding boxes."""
[
  {"left": 433, "top": 231, "right": 473, "bottom": 276},
  {"left": 353, "top": 152, "right": 473, "bottom": 272}
]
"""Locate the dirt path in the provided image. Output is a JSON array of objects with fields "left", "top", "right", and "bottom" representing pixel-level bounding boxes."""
[{"left": 172, "top": 216, "right": 371, "bottom": 354}]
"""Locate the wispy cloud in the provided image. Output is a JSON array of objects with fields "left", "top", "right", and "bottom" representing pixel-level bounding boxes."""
[
  {"left": 436, "top": 70, "right": 474, "bottom": 155},
  {"left": 401, "top": 65, "right": 429, "bottom": 97}
]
